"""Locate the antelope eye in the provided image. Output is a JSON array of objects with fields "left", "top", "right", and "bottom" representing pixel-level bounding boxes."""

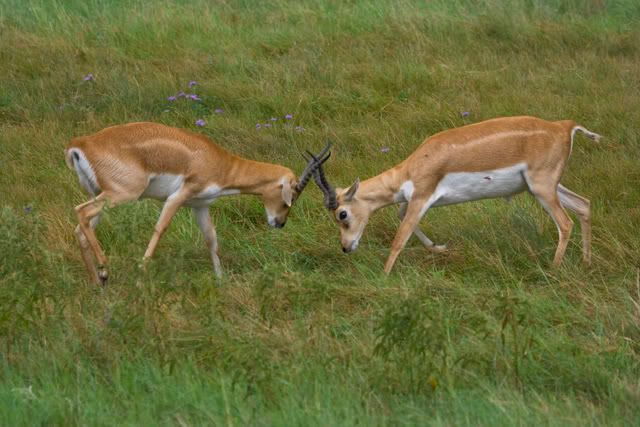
[{"left": 338, "top": 210, "right": 348, "bottom": 221}]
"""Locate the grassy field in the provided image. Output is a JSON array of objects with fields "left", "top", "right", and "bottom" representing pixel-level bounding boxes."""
[{"left": 1, "top": 0, "right": 640, "bottom": 424}]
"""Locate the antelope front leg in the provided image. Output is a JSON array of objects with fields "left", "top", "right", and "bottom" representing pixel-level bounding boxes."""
[
  {"left": 143, "top": 188, "right": 194, "bottom": 262},
  {"left": 193, "top": 206, "right": 222, "bottom": 278},
  {"left": 398, "top": 203, "right": 447, "bottom": 253},
  {"left": 385, "top": 198, "right": 430, "bottom": 274}
]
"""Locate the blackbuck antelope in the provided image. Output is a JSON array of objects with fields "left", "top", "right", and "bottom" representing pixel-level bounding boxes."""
[
  {"left": 309, "top": 116, "right": 600, "bottom": 273},
  {"left": 65, "top": 122, "right": 330, "bottom": 284}
]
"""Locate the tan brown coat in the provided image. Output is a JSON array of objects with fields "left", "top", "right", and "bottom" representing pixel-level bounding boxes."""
[
  {"left": 65, "top": 122, "right": 320, "bottom": 284},
  {"left": 314, "top": 116, "right": 600, "bottom": 273}
]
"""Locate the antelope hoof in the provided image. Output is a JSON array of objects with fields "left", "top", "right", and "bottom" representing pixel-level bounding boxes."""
[
  {"left": 138, "top": 257, "right": 150, "bottom": 272},
  {"left": 97, "top": 266, "right": 109, "bottom": 285},
  {"left": 429, "top": 244, "right": 448, "bottom": 254}
]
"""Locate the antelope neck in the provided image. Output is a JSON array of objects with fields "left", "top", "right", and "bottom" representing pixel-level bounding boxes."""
[
  {"left": 358, "top": 167, "right": 407, "bottom": 212},
  {"left": 222, "top": 156, "right": 287, "bottom": 195}
]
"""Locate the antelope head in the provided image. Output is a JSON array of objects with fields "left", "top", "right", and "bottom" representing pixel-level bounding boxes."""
[
  {"left": 264, "top": 143, "right": 332, "bottom": 228},
  {"left": 305, "top": 148, "right": 369, "bottom": 253}
]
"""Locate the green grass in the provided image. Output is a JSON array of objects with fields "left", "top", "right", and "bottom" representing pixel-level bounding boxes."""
[{"left": 1, "top": 0, "right": 640, "bottom": 424}]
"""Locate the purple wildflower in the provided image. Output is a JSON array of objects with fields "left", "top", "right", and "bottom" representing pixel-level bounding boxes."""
[
  {"left": 264, "top": 123, "right": 272, "bottom": 128},
  {"left": 380, "top": 147, "right": 390, "bottom": 153},
  {"left": 195, "top": 119, "right": 206, "bottom": 127},
  {"left": 285, "top": 114, "right": 293, "bottom": 120},
  {"left": 256, "top": 123, "right": 262, "bottom": 130},
  {"left": 461, "top": 111, "right": 470, "bottom": 118},
  {"left": 270, "top": 117, "right": 277, "bottom": 121},
  {"left": 23, "top": 206, "right": 32, "bottom": 214},
  {"left": 177, "top": 91, "right": 186, "bottom": 98},
  {"left": 83, "top": 73, "right": 94, "bottom": 82},
  {"left": 167, "top": 96, "right": 177, "bottom": 101},
  {"left": 295, "top": 126, "right": 305, "bottom": 132},
  {"left": 188, "top": 80, "right": 197, "bottom": 88},
  {"left": 189, "top": 94, "right": 201, "bottom": 101},
  {"left": 214, "top": 108, "right": 224, "bottom": 114}
]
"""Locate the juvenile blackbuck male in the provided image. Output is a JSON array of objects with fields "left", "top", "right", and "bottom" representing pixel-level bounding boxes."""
[
  {"left": 65, "top": 122, "right": 330, "bottom": 284},
  {"left": 309, "top": 116, "right": 600, "bottom": 273}
]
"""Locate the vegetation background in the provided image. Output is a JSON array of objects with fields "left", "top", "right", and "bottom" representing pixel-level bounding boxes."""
[{"left": 1, "top": 0, "right": 639, "bottom": 424}]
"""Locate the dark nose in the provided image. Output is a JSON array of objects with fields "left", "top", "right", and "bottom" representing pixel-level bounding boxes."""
[
  {"left": 342, "top": 246, "right": 348, "bottom": 253},
  {"left": 275, "top": 220, "right": 286, "bottom": 229}
]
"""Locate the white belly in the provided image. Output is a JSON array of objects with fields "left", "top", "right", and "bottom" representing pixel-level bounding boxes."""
[
  {"left": 186, "top": 185, "right": 240, "bottom": 207},
  {"left": 141, "top": 174, "right": 184, "bottom": 200},
  {"left": 140, "top": 174, "right": 240, "bottom": 206},
  {"left": 432, "top": 163, "right": 528, "bottom": 207}
]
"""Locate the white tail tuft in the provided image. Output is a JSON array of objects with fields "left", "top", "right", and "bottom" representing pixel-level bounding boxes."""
[
  {"left": 572, "top": 125, "right": 602, "bottom": 142},
  {"left": 67, "top": 148, "right": 100, "bottom": 196}
]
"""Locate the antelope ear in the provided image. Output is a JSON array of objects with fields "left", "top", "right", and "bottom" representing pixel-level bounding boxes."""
[
  {"left": 281, "top": 180, "right": 293, "bottom": 207},
  {"left": 344, "top": 178, "right": 360, "bottom": 202}
]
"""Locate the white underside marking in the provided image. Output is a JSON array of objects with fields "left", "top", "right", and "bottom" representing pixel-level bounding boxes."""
[
  {"left": 347, "top": 222, "right": 367, "bottom": 252},
  {"left": 335, "top": 207, "right": 364, "bottom": 251},
  {"left": 409, "top": 164, "right": 530, "bottom": 252},
  {"left": 419, "top": 192, "right": 439, "bottom": 217},
  {"left": 266, "top": 210, "right": 276, "bottom": 227},
  {"left": 141, "top": 174, "right": 185, "bottom": 200},
  {"left": 557, "top": 184, "right": 588, "bottom": 214},
  {"left": 394, "top": 180, "right": 415, "bottom": 203},
  {"left": 187, "top": 185, "right": 240, "bottom": 207},
  {"left": 69, "top": 148, "right": 100, "bottom": 195},
  {"left": 430, "top": 163, "right": 528, "bottom": 208},
  {"left": 141, "top": 175, "right": 241, "bottom": 205}
]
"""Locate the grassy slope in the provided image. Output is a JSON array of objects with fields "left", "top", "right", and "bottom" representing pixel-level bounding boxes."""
[{"left": 1, "top": 0, "right": 639, "bottom": 424}]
